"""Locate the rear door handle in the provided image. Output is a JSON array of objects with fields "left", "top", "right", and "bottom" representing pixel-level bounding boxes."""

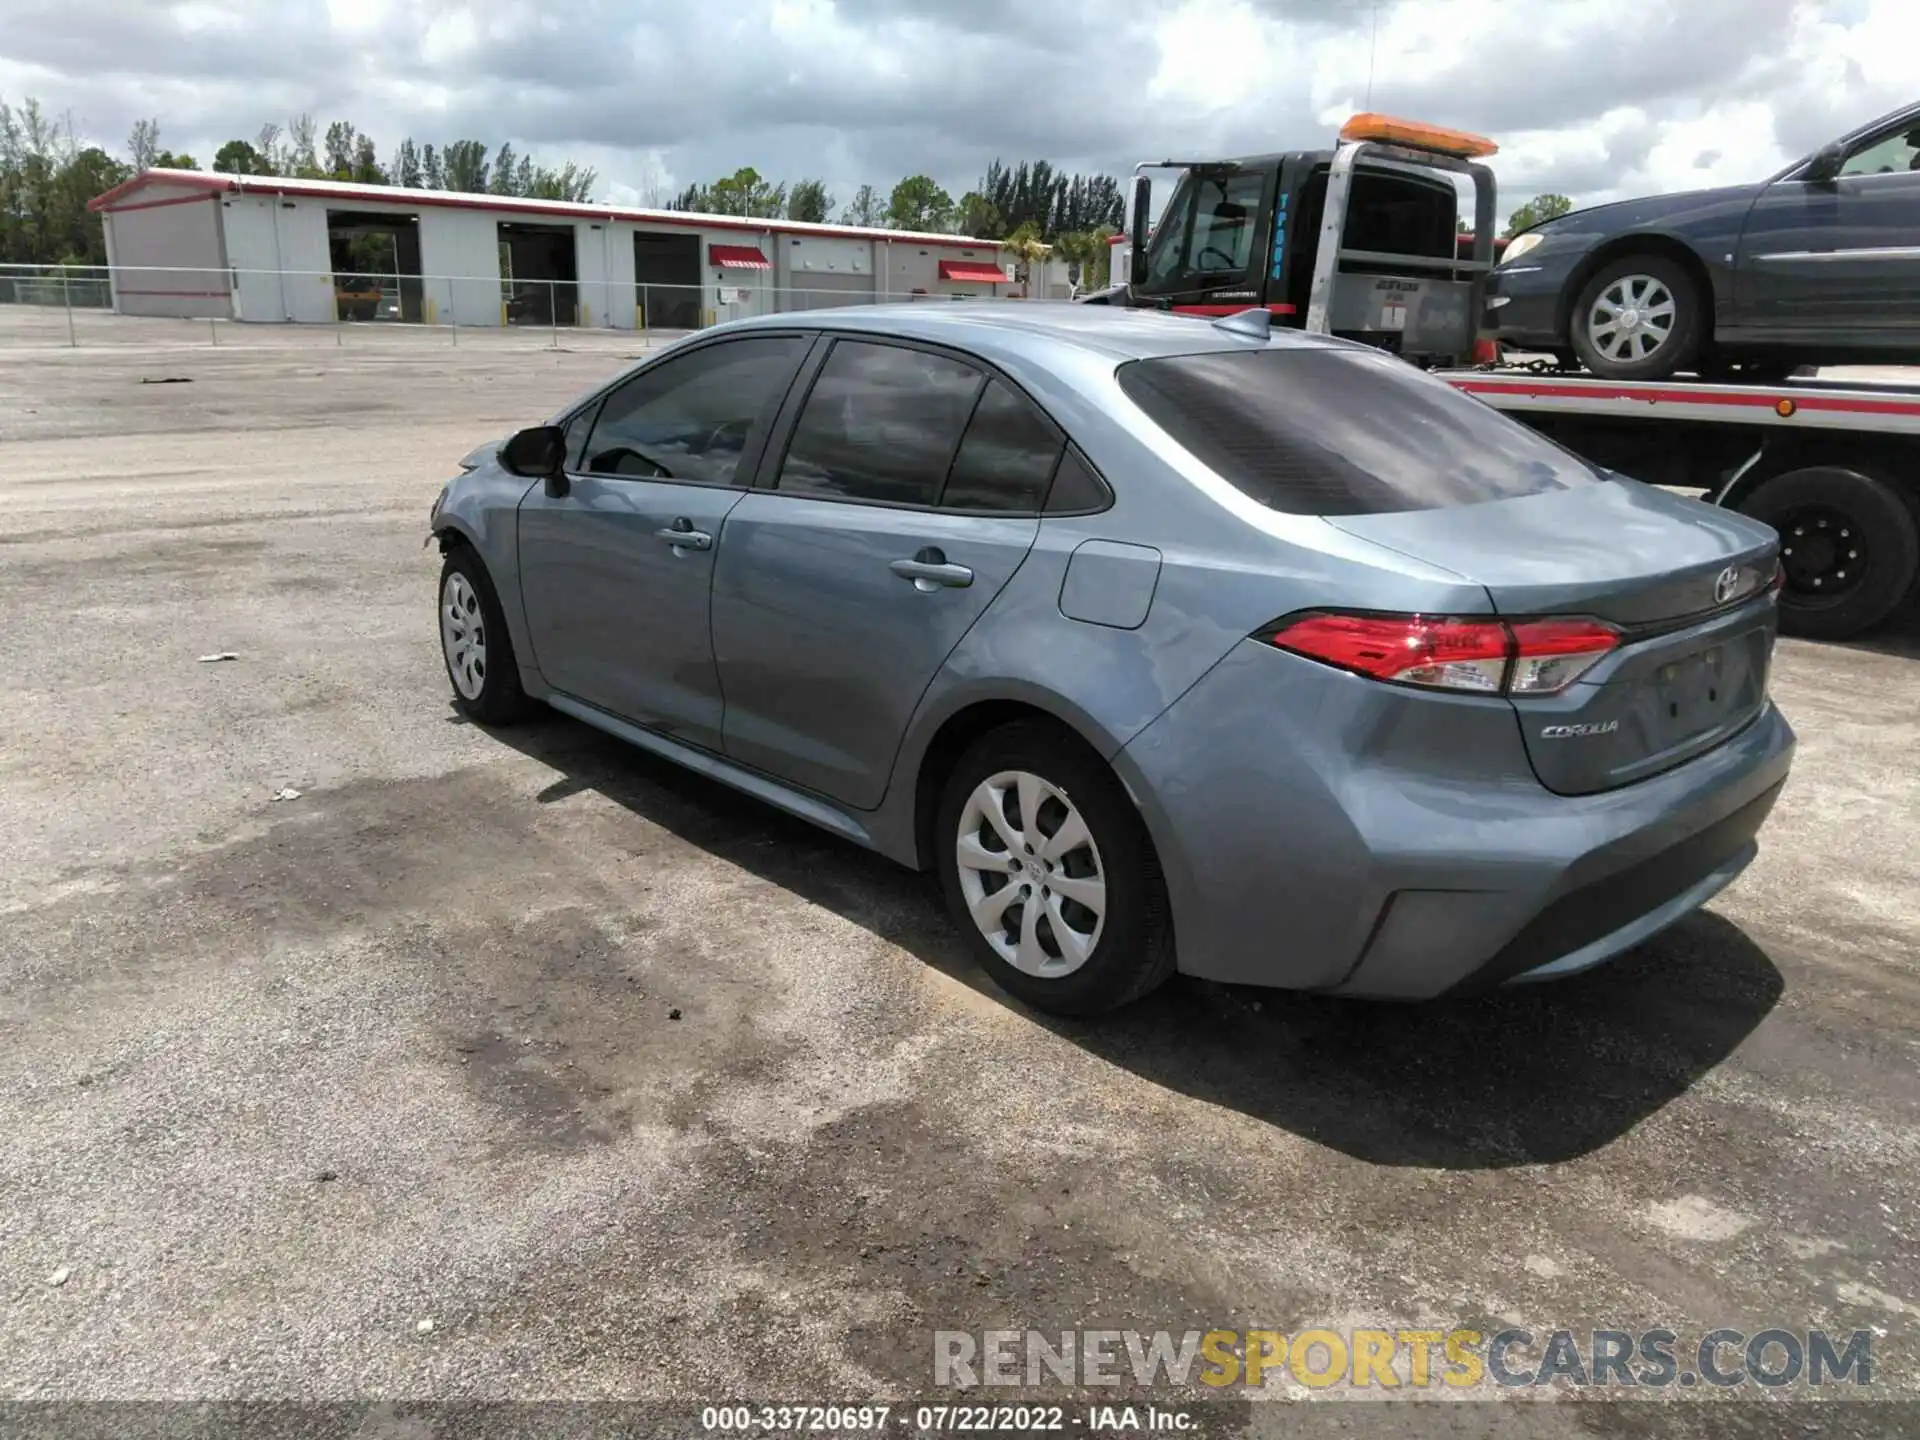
[
  {"left": 654, "top": 520, "right": 712, "bottom": 552},
  {"left": 890, "top": 548, "right": 973, "bottom": 591}
]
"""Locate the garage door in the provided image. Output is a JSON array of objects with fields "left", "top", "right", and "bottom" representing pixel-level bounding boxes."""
[{"left": 786, "top": 270, "right": 874, "bottom": 312}]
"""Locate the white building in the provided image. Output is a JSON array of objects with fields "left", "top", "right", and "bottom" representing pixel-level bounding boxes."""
[{"left": 87, "top": 169, "right": 1061, "bottom": 329}]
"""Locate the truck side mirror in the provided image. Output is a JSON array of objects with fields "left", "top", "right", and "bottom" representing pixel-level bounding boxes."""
[
  {"left": 1805, "top": 140, "right": 1846, "bottom": 184},
  {"left": 1129, "top": 176, "right": 1151, "bottom": 288}
]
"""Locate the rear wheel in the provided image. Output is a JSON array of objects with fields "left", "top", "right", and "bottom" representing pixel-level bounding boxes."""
[
  {"left": 936, "top": 722, "right": 1174, "bottom": 1017},
  {"left": 1738, "top": 465, "right": 1920, "bottom": 640},
  {"left": 1571, "top": 254, "right": 1704, "bottom": 380}
]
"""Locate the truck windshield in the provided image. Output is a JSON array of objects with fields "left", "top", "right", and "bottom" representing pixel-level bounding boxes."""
[
  {"left": 1118, "top": 346, "right": 1606, "bottom": 515},
  {"left": 1143, "top": 169, "right": 1266, "bottom": 286}
]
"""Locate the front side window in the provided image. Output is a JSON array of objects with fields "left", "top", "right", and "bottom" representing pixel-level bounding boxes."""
[
  {"left": 1118, "top": 346, "right": 1604, "bottom": 516},
  {"left": 580, "top": 335, "right": 808, "bottom": 485},
  {"left": 777, "top": 341, "right": 985, "bottom": 505},
  {"left": 1839, "top": 124, "right": 1920, "bottom": 177}
]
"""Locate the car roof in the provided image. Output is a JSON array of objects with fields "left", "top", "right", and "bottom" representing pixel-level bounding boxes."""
[{"left": 715, "top": 301, "right": 1350, "bottom": 366}]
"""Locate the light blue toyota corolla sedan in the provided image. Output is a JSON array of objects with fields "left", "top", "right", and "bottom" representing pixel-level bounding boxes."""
[{"left": 429, "top": 303, "right": 1795, "bottom": 1016}]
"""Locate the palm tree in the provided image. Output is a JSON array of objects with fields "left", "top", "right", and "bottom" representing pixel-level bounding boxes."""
[{"left": 1002, "top": 221, "right": 1051, "bottom": 298}]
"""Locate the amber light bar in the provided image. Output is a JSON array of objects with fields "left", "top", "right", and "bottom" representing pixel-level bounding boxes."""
[{"left": 1339, "top": 113, "right": 1499, "bottom": 159}]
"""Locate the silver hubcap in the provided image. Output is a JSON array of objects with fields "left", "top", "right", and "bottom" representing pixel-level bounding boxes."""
[
  {"left": 441, "top": 572, "right": 487, "bottom": 700},
  {"left": 954, "top": 770, "right": 1106, "bottom": 978},
  {"left": 1587, "top": 273, "right": 1676, "bottom": 362}
]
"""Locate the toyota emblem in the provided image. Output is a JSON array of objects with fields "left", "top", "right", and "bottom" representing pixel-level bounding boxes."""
[{"left": 1713, "top": 565, "right": 1741, "bottom": 606}]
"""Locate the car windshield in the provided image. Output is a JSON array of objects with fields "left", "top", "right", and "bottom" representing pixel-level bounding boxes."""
[{"left": 1118, "top": 346, "right": 1607, "bottom": 515}]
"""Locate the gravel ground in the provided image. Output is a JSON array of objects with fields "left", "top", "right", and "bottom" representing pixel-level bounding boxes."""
[{"left": 1, "top": 312, "right": 1917, "bottom": 1437}]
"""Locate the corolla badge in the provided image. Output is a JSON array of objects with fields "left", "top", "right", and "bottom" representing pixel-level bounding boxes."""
[
  {"left": 1713, "top": 565, "right": 1742, "bottom": 606},
  {"left": 1540, "top": 721, "right": 1619, "bottom": 738}
]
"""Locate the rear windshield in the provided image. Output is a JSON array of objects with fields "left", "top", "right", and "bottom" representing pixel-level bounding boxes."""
[{"left": 1117, "top": 347, "right": 1606, "bottom": 515}]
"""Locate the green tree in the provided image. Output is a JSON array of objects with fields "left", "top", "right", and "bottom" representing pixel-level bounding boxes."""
[
  {"left": 150, "top": 150, "right": 198, "bottom": 170},
  {"left": 1002, "top": 220, "right": 1049, "bottom": 296},
  {"left": 350, "top": 134, "right": 383, "bottom": 185},
  {"left": 705, "top": 166, "right": 786, "bottom": 218},
  {"left": 887, "top": 174, "right": 952, "bottom": 232},
  {"left": 441, "top": 140, "right": 489, "bottom": 193},
  {"left": 787, "top": 178, "right": 832, "bottom": 223},
  {"left": 286, "top": 113, "right": 321, "bottom": 177},
  {"left": 526, "top": 161, "right": 596, "bottom": 202},
  {"left": 1505, "top": 192, "right": 1573, "bottom": 237},
  {"left": 126, "top": 118, "right": 160, "bottom": 171},
  {"left": 954, "top": 191, "right": 1001, "bottom": 239},
  {"left": 840, "top": 184, "right": 882, "bottom": 228},
  {"left": 389, "top": 138, "right": 421, "bottom": 188},
  {"left": 490, "top": 142, "right": 519, "bottom": 194},
  {"left": 213, "top": 139, "right": 272, "bottom": 175},
  {"left": 323, "top": 121, "right": 357, "bottom": 178},
  {"left": 1, "top": 99, "right": 127, "bottom": 266}
]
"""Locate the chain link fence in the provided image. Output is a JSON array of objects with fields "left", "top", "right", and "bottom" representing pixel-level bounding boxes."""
[{"left": 0, "top": 262, "right": 1077, "bottom": 352}]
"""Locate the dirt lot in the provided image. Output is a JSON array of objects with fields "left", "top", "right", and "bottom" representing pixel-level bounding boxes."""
[{"left": 1, "top": 312, "right": 1917, "bottom": 1434}]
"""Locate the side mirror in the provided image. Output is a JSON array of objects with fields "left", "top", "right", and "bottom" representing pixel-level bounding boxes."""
[
  {"left": 1805, "top": 140, "right": 1846, "bottom": 184},
  {"left": 500, "top": 424, "right": 568, "bottom": 496},
  {"left": 1129, "top": 175, "right": 1151, "bottom": 289}
]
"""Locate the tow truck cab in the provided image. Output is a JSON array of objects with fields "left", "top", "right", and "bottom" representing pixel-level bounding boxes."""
[{"left": 1111, "top": 115, "right": 1499, "bottom": 369}]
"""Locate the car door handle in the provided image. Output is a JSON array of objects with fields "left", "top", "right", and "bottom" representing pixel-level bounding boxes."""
[
  {"left": 654, "top": 522, "right": 712, "bottom": 552},
  {"left": 890, "top": 550, "right": 973, "bottom": 591}
]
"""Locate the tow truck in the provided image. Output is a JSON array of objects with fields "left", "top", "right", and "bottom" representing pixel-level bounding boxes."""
[{"left": 1092, "top": 114, "right": 1920, "bottom": 641}]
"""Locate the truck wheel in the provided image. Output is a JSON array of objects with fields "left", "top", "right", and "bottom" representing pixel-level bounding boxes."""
[
  {"left": 1738, "top": 465, "right": 1919, "bottom": 640},
  {"left": 1570, "top": 254, "right": 1703, "bottom": 381}
]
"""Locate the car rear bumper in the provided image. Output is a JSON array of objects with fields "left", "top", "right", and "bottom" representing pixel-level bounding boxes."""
[{"left": 1114, "top": 641, "right": 1796, "bottom": 999}]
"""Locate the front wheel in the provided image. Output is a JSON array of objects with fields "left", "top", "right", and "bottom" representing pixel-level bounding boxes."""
[
  {"left": 1738, "top": 465, "right": 1920, "bottom": 640},
  {"left": 1570, "top": 254, "right": 1704, "bottom": 380},
  {"left": 936, "top": 722, "right": 1175, "bottom": 1017},
  {"left": 438, "top": 545, "right": 534, "bottom": 724}
]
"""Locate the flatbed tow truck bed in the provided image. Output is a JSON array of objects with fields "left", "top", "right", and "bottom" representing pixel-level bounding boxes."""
[{"left": 1433, "top": 366, "right": 1920, "bottom": 640}]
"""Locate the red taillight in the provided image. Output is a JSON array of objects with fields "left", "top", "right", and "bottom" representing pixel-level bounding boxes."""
[
  {"left": 1769, "top": 556, "right": 1786, "bottom": 593},
  {"left": 1504, "top": 618, "right": 1621, "bottom": 694},
  {"left": 1472, "top": 336, "right": 1502, "bottom": 366},
  {"left": 1267, "top": 612, "right": 1619, "bottom": 695}
]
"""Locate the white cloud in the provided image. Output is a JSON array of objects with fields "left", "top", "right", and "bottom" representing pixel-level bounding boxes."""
[{"left": 3, "top": 0, "right": 1914, "bottom": 227}]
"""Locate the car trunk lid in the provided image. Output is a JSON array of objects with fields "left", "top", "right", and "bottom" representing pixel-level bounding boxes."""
[{"left": 1327, "top": 481, "right": 1781, "bottom": 795}]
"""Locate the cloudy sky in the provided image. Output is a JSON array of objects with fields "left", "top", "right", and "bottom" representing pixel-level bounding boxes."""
[{"left": 3, "top": 0, "right": 1915, "bottom": 225}]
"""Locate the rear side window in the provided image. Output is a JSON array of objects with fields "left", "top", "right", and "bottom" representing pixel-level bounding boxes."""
[
  {"left": 1117, "top": 347, "right": 1604, "bottom": 515},
  {"left": 942, "top": 380, "right": 1064, "bottom": 512},
  {"left": 777, "top": 340, "right": 984, "bottom": 505}
]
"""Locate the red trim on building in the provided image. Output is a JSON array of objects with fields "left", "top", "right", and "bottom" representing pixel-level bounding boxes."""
[
  {"left": 87, "top": 171, "right": 228, "bottom": 211},
  {"left": 1449, "top": 378, "right": 1920, "bottom": 419},
  {"left": 1171, "top": 302, "right": 1298, "bottom": 317},
  {"left": 100, "top": 191, "right": 223, "bottom": 215},
  {"left": 88, "top": 169, "right": 999, "bottom": 248},
  {"left": 938, "top": 260, "right": 1008, "bottom": 284},
  {"left": 709, "top": 244, "right": 771, "bottom": 270}
]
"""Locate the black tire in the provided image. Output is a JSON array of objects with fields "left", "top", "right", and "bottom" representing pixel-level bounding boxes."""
[
  {"left": 935, "top": 721, "right": 1175, "bottom": 1017},
  {"left": 1738, "top": 465, "right": 1920, "bottom": 640},
  {"left": 437, "top": 543, "right": 534, "bottom": 724},
  {"left": 1570, "top": 253, "right": 1704, "bottom": 380}
]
